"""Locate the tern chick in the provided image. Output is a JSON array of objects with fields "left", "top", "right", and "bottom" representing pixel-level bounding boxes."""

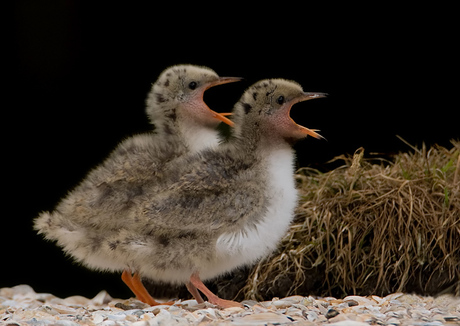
[{"left": 34, "top": 65, "right": 240, "bottom": 305}]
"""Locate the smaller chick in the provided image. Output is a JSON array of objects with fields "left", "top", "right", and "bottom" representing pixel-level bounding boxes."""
[{"left": 34, "top": 65, "right": 241, "bottom": 305}]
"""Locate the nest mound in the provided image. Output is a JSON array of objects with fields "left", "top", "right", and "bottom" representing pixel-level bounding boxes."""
[{"left": 240, "top": 139, "right": 460, "bottom": 300}]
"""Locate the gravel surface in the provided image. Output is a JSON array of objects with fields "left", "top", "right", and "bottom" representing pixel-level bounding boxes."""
[{"left": 1, "top": 285, "right": 460, "bottom": 325}]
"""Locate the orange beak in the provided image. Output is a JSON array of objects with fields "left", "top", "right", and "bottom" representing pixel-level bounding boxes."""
[
  {"left": 203, "top": 77, "right": 243, "bottom": 127},
  {"left": 288, "top": 92, "right": 327, "bottom": 139},
  {"left": 210, "top": 111, "right": 235, "bottom": 127},
  {"left": 205, "top": 76, "right": 244, "bottom": 90}
]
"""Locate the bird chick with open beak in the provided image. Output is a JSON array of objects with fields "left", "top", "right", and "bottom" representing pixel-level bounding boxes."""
[
  {"left": 88, "top": 78, "right": 326, "bottom": 308},
  {"left": 33, "top": 65, "right": 241, "bottom": 306}
]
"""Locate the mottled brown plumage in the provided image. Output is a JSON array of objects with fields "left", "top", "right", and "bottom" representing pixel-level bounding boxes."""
[{"left": 33, "top": 64, "right": 240, "bottom": 305}]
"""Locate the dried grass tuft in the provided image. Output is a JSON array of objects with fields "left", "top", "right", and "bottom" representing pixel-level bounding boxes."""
[{"left": 241, "top": 139, "right": 460, "bottom": 300}]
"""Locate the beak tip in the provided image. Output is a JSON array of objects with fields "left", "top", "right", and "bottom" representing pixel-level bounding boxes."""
[
  {"left": 218, "top": 76, "right": 244, "bottom": 84},
  {"left": 304, "top": 92, "right": 328, "bottom": 100},
  {"left": 214, "top": 113, "right": 235, "bottom": 127}
]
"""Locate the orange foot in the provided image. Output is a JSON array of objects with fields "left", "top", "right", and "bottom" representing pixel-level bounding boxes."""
[
  {"left": 121, "top": 270, "right": 175, "bottom": 306},
  {"left": 188, "top": 273, "right": 243, "bottom": 309}
]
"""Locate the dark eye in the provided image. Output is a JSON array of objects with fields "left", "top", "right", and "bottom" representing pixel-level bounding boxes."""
[
  {"left": 188, "top": 81, "right": 197, "bottom": 90},
  {"left": 277, "top": 95, "right": 285, "bottom": 105}
]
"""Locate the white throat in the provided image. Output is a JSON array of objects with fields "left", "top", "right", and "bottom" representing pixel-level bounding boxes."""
[{"left": 181, "top": 122, "right": 222, "bottom": 152}]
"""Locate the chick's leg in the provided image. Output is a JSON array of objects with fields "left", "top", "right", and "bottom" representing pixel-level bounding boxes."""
[
  {"left": 121, "top": 270, "right": 147, "bottom": 301},
  {"left": 121, "top": 270, "right": 174, "bottom": 306},
  {"left": 186, "top": 281, "right": 205, "bottom": 304},
  {"left": 189, "top": 273, "right": 242, "bottom": 308}
]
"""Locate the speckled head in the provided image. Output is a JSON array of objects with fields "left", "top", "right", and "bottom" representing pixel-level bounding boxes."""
[
  {"left": 146, "top": 65, "right": 241, "bottom": 129},
  {"left": 232, "top": 79, "right": 326, "bottom": 142}
]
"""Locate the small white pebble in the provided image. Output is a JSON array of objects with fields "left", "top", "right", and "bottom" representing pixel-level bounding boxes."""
[
  {"left": 100, "top": 320, "right": 116, "bottom": 326},
  {"left": 329, "top": 321, "right": 369, "bottom": 326},
  {"left": 54, "top": 320, "right": 80, "bottom": 326},
  {"left": 92, "top": 313, "right": 104, "bottom": 324},
  {"left": 305, "top": 310, "right": 319, "bottom": 321},
  {"left": 131, "top": 321, "right": 150, "bottom": 326},
  {"left": 387, "top": 317, "right": 401, "bottom": 325},
  {"left": 107, "top": 313, "right": 126, "bottom": 321}
]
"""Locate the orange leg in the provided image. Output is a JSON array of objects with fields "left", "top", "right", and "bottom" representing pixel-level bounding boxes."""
[
  {"left": 189, "top": 273, "right": 242, "bottom": 308},
  {"left": 186, "top": 281, "right": 205, "bottom": 304},
  {"left": 121, "top": 270, "right": 175, "bottom": 306},
  {"left": 121, "top": 270, "right": 147, "bottom": 303}
]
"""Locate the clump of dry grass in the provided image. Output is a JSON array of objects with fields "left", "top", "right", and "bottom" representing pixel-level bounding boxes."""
[{"left": 242, "top": 139, "right": 460, "bottom": 300}]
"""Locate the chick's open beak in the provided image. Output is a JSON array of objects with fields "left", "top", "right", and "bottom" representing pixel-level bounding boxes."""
[
  {"left": 205, "top": 77, "right": 244, "bottom": 89},
  {"left": 202, "top": 77, "right": 243, "bottom": 127},
  {"left": 289, "top": 92, "right": 327, "bottom": 139}
]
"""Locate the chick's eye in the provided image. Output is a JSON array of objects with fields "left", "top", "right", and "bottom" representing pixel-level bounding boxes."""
[
  {"left": 188, "top": 81, "right": 197, "bottom": 90},
  {"left": 277, "top": 95, "right": 285, "bottom": 105}
]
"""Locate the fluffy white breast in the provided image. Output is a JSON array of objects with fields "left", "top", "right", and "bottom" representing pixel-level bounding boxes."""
[{"left": 205, "top": 146, "right": 298, "bottom": 280}]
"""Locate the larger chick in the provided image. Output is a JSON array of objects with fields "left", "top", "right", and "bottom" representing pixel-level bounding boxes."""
[
  {"left": 34, "top": 65, "right": 240, "bottom": 305},
  {"left": 92, "top": 79, "right": 326, "bottom": 308}
]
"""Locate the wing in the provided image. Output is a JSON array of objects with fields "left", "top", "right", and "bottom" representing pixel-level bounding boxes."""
[
  {"left": 87, "top": 133, "right": 185, "bottom": 187},
  {"left": 53, "top": 133, "right": 186, "bottom": 229},
  {"left": 135, "top": 151, "right": 268, "bottom": 237}
]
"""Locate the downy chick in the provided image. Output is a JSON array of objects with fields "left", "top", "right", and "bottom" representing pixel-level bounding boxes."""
[{"left": 34, "top": 64, "right": 240, "bottom": 305}]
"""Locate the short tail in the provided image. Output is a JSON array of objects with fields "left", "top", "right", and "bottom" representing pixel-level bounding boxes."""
[
  {"left": 34, "top": 211, "right": 57, "bottom": 239},
  {"left": 33, "top": 211, "right": 83, "bottom": 245},
  {"left": 33, "top": 211, "right": 126, "bottom": 272}
]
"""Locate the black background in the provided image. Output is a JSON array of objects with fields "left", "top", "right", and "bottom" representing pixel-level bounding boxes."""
[{"left": 6, "top": 2, "right": 457, "bottom": 300}]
